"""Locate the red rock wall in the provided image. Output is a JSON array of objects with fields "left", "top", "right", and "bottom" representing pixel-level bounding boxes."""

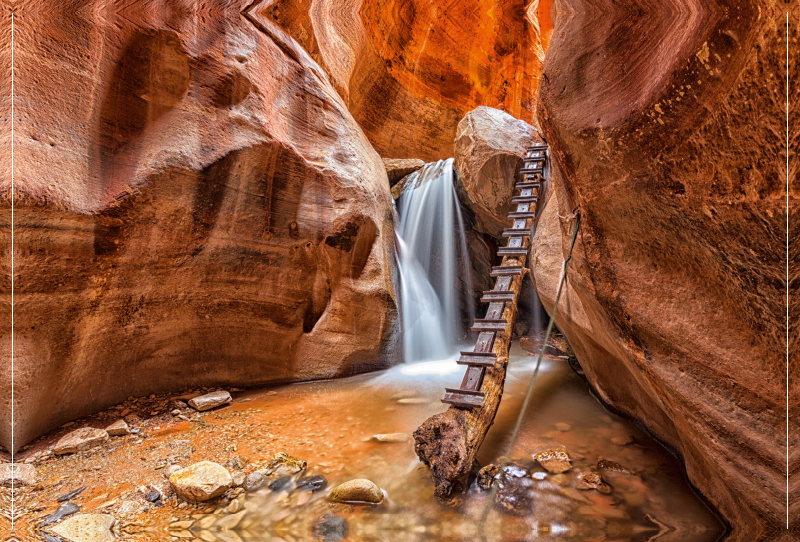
[
  {"left": 0, "top": 0, "right": 399, "bottom": 451},
  {"left": 535, "top": 0, "right": 792, "bottom": 538},
  {"left": 249, "top": 0, "right": 552, "bottom": 161}
]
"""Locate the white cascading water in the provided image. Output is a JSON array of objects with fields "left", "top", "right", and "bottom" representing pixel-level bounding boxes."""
[{"left": 395, "top": 159, "right": 473, "bottom": 364}]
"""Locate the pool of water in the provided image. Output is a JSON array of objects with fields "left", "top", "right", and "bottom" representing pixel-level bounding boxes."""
[{"left": 178, "top": 343, "right": 725, "bottom": 542}]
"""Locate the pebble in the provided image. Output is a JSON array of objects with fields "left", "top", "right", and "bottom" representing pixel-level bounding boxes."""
[
  {"left": 104, "top": 419, "right": 130, "bottom": 437},
  {"left": 53, "top": 428, "right": 109, "bottom": 455},
  {"left": 243, "top": 472, "right": 265, "bottom": 492},
  {"left": 477, "top": 464, "right": 498, "bottom": 490},
  {"left": 578, "top": 472, "right": 612, "bottom": 494},
  {"left": 188, "top": 391, "right": 232, "bottom": 412},
  {"left": 265, "top": 452, "right": 306, "bottom": 477},
  {"left": 329, "top": 479, "right": 383, "bottom": 504},
  {"left": 296, "top": 474, "right": 328, "bottom": 492},
  {"left": 312, "top": 514, "right": 348, "bottom": 542},
  {"left": 57, "top": 486, "right": 87, "bottom": 502},
  {"left": 42, "top": 502, "right": 80, "bottom": 526},
  {"left": 0, "top": 463, "right": 37, "bottom": 486},
  {"left": 597, "top": 459, "right": 632, "bottom": 473},
  {"left": 169, "top": 461, "right": 232, "bottom": 502},
  {"left": 49, "top": 513, "right": 115, "bottom": 542},
  {"left": 231, "top": 471, "right": 246, "bottom": 487},
  {"left": 371, "top": 433, "right": 409, "bottom": 443},
  {"left": 268, "top": 476, "right": 292, "bottom": 491},
  {"left": 532, "top": 446, "right": 572, "bottom": 474},
  {"left": 145, "top": 491, "right": 161, "bottom": 503}
]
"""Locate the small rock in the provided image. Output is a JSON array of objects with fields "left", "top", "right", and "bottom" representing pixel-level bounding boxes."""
[
  {"left": 164, "top": 465, "right": 183, "bottom": 477},
  {"left": 105, "top": 419, "right": 130, "bottom": 437},
  {"left": 53, "top": 428, "right": 109, "bottom": 455},
  {"left": 312, "top": 514, "right": 348, "bottom": 542},
  {"left": 495, "top": 476, "right": 534, "bottom": 516},
  {"left": 578, "top": 472, "right": 611, "bottom": 494},
  {"left": 265, "top": 452, "right": 306, "bottom": 477},
  {"left": 123, "top": 414, "right": 142, "bottom": 425},
  {"left": 0, "top": 463, "right": 37, "bottom": 486},
  {"left": 610, "top": 435, "right": 635, "bottom": 446},
  {"left": 169, "top": 461, "right": 232, "bottom": 502},
  {"left": 42, "top": 533, "right": 65, "bottom": 542},
  {"left": 268, "top": 476, "right": 292, "bottom": 491},
  {"left": 42, "top": 502, "right": 80, "bottom": 526},
  {"left": 296, "top": 474, "right": 327, "bottom": 492},
  {"left": 532, "top": 446, "right": 572, "bottom": 474},
  {"left": 171, "top": 409, "right": 181, "bottom": 416},
  {"left": 597, "top": 459, "right": 632, "bottom": 473},
  {"left": 371, "top": 433, "right": 408, "bottom": 443},
  {"left": 57, "top": 486, "right": 87, "bottom": 502},
  {"left": 266, "top": 391, "right": 278, "bottom": 396},
  {"left": 49, "top": 513, "right": 115, "bottom": 542},
  {"left": 231, "top": 471, "right": 246, "bottom": 487},
  {"left": 188, "top": 391, "right": 232, "bottom": 412},
  {"left": 477, "top": 464, "right": 498, "bottom": 490},
  {"left": 243, "top": 472, "right": 265, "bottom": 492},
  {"left": 173, "top": 400, "right": 187, "bottom": 409},
  {"left": 555, "top": 423, "right": 572, "bottom": 432},
  {"left": 145, "top": 491, "right": 161, "bottom": 503},
  {"left": 329, "top": 479, "right": 383, "bottom": 503}
]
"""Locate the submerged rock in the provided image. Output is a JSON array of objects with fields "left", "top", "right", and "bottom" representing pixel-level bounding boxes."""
[
  {"left": 188, "top": 391, "right": 232, "bottom": 412},
  {"left": 268, "top": 476, "right": 293, "bottom": 491},
  {"left": 312, "top": 514, "right": 348, "bottom": 542},
  {"left": 243, "top": 472, "right": 265, "bottom": 492},
  {"left": 104, "top": 419, "right": 130, "bottom": 437},
  {"left": 578, "top": 472, "right": 611, "bottom": 494},
  {"left": 597, "top": 459, "right": 632, "bottom": 474},
  {"left": 296, "top": 475, "right": 328, "bottom": 492},
  {"left": 49, "top": 513, "right": 115, "bottom": 542},
  {"left": 0, "top": 463, "right": 37, "bottom": 486},
  {"left": 265, "top": 452, "right": 307, "bottom": 477},
  {"left": 53, "top": 428, "right": 109, "bottom": 455},
  {"left": 495, "top": 475, "right": 535, "bottom": 516},
  {"left": 169, "top": 461, "right": 231, "bottom": 502},
  {"left": 329, "top": 479, "right": 384, "bottom": 503},
  {"left": 532, "top": 446, "right": 572, "bottom": 474}
]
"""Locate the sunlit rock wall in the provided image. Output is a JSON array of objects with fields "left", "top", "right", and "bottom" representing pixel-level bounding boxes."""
[
  {"left": 0, "top": 0, "right": 399, "bottom": 451},
  {"left": 250, "top": 0, "right": 552, "bottom": 161},
  {"left": 534, "top": 0, "right": 793, "bottom": 539}
]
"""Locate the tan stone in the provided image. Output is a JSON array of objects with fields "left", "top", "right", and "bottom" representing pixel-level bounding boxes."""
[
  {"left": 188, "top": 391, "right": 232, "bottom": 412},
  {"left": 532, "top": 446, "right": 572, "bottom": 474},
  {"left": 49, "top": 514, "right": 115, "bottom": 542},
  {"left": 53, "top": 428, "right": 109, "bottom": 455},
  {"left": 169, "top": 461, "right": 232, "bottom": 503},
  {"left": 382, "top": 159, "right": 425, "bottom": 187},
  {"left": 0, "top": 464, "right": 37, "bottom": 486},
  {"left": 329, "top": 479, "right": 384, "bottom": 503},
  {"left": 104, "top": 419, "right": 130, "bottom": 437},
  {"left": 264, "top": 452, "right": 306, "bottom": 477}
]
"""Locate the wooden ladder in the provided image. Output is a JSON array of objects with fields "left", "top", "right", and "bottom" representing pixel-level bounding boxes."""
[{"left": 442, "top": 143, "right": 548, "bottom": 409}]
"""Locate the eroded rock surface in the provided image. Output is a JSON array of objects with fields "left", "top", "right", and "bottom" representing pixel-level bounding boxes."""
[
  {"left": 169, "top": 461, "right": 232, "bottom": 502},
  {"left": 534, "top": 1, "right": 792, "bottom": 538},
  {"left": 2, "top": 0, "right": 399, "bottom": 451}
]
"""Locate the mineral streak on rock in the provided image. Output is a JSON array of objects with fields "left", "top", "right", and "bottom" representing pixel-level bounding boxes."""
[
  {"left": 535, "top": 0, "right": 794, "bottom": 538},
  {"left": 1, "top": 0, "right": 400, "bottom": 451}
]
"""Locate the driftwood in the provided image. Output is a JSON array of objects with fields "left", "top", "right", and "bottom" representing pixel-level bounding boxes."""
[{"left": 413, "top": 251, "right": 529, "bottom": 498}]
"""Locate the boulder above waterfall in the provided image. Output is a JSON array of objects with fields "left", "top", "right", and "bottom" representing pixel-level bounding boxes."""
[{"left": 454, "top": 107, "right": 541, "bottom": 237}]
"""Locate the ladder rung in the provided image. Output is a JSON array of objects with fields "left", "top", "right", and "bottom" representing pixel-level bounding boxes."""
[
  {"left": 520, "top": 167, "right": 543, "bottom": 174},
  {"left": 490, "top": 266, "right": 523, "bottom": 276},
  {"left": 507, "top": 212, "right": 535, "bottom": 219},
  {"left": 516, "top": 182, "right": 541, "bottom": 189},
  {"left": 471, "top": 320, "right": 509, "bottom": 331},
  {"left": 502, "top": 229, "right": 531, "bottom": 237},
  {"left": 481, "top": 291, "right": 515, "bottom": 302},
  {"left": 442, "top": 389, "right": 484, "bottom": 408},
  {"left": 527, "top": 145, "right": 548, "bottom": 151},
  {"left": 457, "top": 352, "right": 497, "bottom": 367},
  {"left": 497, "top": 247, "right": 528, "bottom": 256},
  {"left": 511, "top": 196, "right": 538, "bottom": 204}
]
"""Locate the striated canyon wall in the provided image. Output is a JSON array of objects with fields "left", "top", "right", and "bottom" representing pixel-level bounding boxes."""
[
  {"left": 533, "top": 0, "right": 793, "bottom": 539},
  {"left": 0, "top": 0, "right": 399, "bottom": 451}
]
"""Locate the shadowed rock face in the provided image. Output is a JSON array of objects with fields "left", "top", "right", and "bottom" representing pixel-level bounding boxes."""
[
  {"left": 247, "top": 0, "right": 552, "bottom": 161},
  {"left": 0, "top": 0, "right": 399, "bottom": 451},
  {"left": 535, "top": 0, "right": 793, "bottom": 539}
]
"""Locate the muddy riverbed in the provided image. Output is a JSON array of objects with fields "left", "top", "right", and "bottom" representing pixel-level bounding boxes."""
[{"left": 9, "top": 343, "right": 724, "bottom": 542}]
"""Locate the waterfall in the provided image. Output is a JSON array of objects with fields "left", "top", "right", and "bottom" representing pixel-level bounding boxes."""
[{"left": 395, "top": 159, "right": 473, "bottom": 363}]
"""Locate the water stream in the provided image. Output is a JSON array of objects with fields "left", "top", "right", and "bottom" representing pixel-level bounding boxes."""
[{"left": 395, "top": 159, "right": 474, "bottom": 363}]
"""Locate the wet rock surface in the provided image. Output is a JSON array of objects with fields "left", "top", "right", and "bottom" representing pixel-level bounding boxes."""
[
  {"left": 330, "top": 479, "right": 384, "bottom": 503},
  {"left": 312, "top": 514, "right": 348, "bottom": 542},
  {"left": 532, "top": 446, "right": 572, "bottom": 474}
]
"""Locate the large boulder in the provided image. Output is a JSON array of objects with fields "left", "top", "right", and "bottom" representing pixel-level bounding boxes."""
[
  {"left": 535, "top": 1, "right": 789, "bottom": 539},
  {"left": 454, "top": 106, "right": 540, "bottom": 237},
  {"left": 1, "top": 1, "right": 399, "bottom": 451},
  {"left": 245, "top": 0, "right": 551, "bottom": 161}
]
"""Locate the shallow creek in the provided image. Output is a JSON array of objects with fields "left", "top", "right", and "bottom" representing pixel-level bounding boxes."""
[{"left": 25, "top": 343, "right": 725, "bottom": 542}]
